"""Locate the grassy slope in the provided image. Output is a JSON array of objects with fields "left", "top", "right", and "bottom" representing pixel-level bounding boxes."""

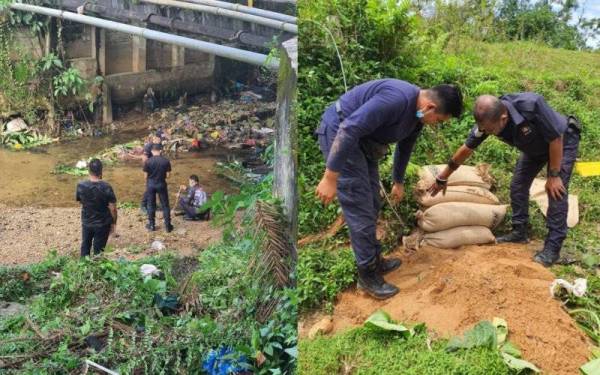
[{"left": 299, "top": 41, "right": 600, "bottom": 373}]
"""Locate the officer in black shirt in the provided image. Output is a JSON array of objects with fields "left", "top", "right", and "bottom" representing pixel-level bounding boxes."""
[
  {"left": 429, "top": 93, "right": 581, "bottom": 267},
  {"left": 143, "top": 144, "right": 173, "bottom": 232},
  {"left": 140, "top": 135, "right": 162, "bottom": 213},
  {"left": 76, "top": 159, "right": 118, "bottom": 257}
]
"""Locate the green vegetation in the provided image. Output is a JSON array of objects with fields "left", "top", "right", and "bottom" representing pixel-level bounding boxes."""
[
  {"left": 0, "top": 14, "right": 99, "bottom": 136},
  {"left": 300, "top": 327, "right": 509, "bottom": 375},
  {"left": 0, "top": 163, "right": 296, "bottom": 373},
  {"left": 0, "top": 129, "right": 53, "bottom": 150},
  {"left": 298, "top": 0, "right": 600, "bottom": 373}
]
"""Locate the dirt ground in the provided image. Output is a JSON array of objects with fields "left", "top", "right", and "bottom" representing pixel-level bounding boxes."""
[
  {"left": 0, "top": 205, "right": 222, "bottom": 265},
  {"left": 299, "top": 243, "right": 592, "bottom": 375}
]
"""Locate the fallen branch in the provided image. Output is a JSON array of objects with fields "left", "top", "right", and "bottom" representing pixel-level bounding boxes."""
[
  {"left": 84, "top": 360, "right": 119, "bottom": 375},
  {"left": 25, "top": 316, "right": 46, "bottom": 340},
  {"left": 298, "top": 215, "right": 345, "bottom": 247}
]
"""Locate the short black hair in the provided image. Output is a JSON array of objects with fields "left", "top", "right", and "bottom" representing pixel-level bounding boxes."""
[
  {"left": 89, "top": 158, "right": 103, "bottom": 177},
  {"left": 189, "top": 175, "right": 199, "bottom": 183},
  {"left": 151, "top": 143, "right": 162, "bottom": 151},
  {"left": 429, "top": 84, "right": 464, "bottom": 118}
]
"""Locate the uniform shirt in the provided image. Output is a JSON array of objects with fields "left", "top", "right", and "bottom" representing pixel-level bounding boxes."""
[
  {"left": 76, "top": 180, "right": 117, "bottom": 228},
  {"left": 317, "top": 79, "right": 422, "bottom": 183},
  {"left": 144, "top": 155, "right": 172, "bottom": 185},
  {"left": 465, "top": 93, "right": 568, "bottom": 159},
  {"left": 186, "top": 186, "right": 208, "bottom": 208}
]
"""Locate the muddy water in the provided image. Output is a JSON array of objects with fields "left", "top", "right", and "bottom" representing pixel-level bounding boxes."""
[{"left": 0, "top": 133, "right": 235, "bottom": 208}]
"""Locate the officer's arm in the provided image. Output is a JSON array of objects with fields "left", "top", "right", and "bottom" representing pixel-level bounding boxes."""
[
  {"left": 438, "top": 145, "right": 474, "bottom": 180},
  {"left": 548, "top": 136, "right": 563, "bottom": 175},
  {"left": 108, "top": 202, "right": 118, "bottom": 226},
  {"left": 392, "top": 129, "right": 420, "bottom": 184}
]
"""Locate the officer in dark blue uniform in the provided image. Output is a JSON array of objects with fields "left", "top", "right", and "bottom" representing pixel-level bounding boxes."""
[
  {"left": 429, "top": 93, "right": 581, "bottom": 267},
  {"left": 315, "top": 79, "right": 464, "bottom": 299}
]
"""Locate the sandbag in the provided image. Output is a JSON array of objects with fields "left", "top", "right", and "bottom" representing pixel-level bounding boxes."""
[
  {"left": 421, "top": 226, "right": 496, "bottom": 248},
  {"left": 417, "top": 186, "right": 500, "bottom": 207},
  {"left": 530, "top": 178, "right": 579, "bottom": 228},
  {"left": 417, "top": 202, "right": 507, "bottom": 232},
  {"left": 418, "top": 164, "right": 493, "bottom": 190}
]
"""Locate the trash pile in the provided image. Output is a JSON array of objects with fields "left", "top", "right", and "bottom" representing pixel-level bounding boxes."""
[
  {"left": 149, "top": 99, "right": 276, "bottom": 152},
  {"left": 0, "top": 118, "right": 54, "bottom": 150},
  {"left": 405, "top": 164, "right": 506, "bottom": 249}
]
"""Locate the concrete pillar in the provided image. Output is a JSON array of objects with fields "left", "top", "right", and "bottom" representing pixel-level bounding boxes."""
[
  {"left": 132, "top": 35, "right": 146, "bottom": 72},
  {"left": 273, "top": 37, "right": 297, "bottom": 258},
  {"left": 171, "top": 45, "right": 185, "bottom": 69},
  {"left": 98, "top": 29, "right": 107, "bottom": 75},
  {"left": 102, "top": 83, "right": 113, "bottom": 125}
]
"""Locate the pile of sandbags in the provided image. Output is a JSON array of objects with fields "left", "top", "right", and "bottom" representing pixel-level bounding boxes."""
[{"left": 407, "top": 164, "right": 506, "bottom": 249}]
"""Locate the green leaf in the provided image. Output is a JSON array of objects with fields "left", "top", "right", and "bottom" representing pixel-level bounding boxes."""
[
  {"left": 501, "top": 341, "right": 522, "bottom": 358},
  {"left": 364, "top": 310, "right": 409, "bottom": 334},
  {"left": 80, "top": 321, "right": 91, "bottom": 336},
  {"left": 581, "top": 358, "right": 600, "bottom": 375},
  {"left": 493, "top": 317, "right": 508, "bottom": 346},
  {"left": 446, "top": 320, "right": 497, "bottom": 352},
  {"left": 582, "top": 253, "right": 600, "bottom": 269},
  {"left": 502, "top": 352, "right": 540, "bottom": 373}
]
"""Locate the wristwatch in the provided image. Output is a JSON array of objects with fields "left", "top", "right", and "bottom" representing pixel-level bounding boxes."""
[{"left": 548, "top": 169, "right": 560, "bottom": 177}]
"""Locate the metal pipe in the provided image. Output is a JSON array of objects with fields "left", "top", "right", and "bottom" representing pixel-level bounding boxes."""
[
  {"left": 10, "top": 2, "right": 279, "bottom": 69},
  {"left": 180, "top": 0, "right": 296, "bottom": 24},
  {"left": 139, "top": 0, "right": 297, "bottom": 34}
]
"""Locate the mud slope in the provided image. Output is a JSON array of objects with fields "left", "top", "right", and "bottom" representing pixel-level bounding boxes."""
[{"left": 301, "top": 244, "right": 591, "bottom": 375}]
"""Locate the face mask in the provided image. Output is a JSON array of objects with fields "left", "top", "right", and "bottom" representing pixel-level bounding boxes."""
[{"left": 416, "top": 110, "right": 424, "bottom": 119}]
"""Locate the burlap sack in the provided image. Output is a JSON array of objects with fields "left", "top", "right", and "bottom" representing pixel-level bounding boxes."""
[
  {"left": 421, "top": 226, "right": 496, "bottom": 248},
  {"left": 417, "top": 164, "right": 494, "bottom": 190},
  {"left": 529, "top": 178, "right": 579, "bottom": 228},
  {"left": 417, "top": 202, "right": 507, "bottom": 232},
  {"left": 417, "top": 186, "right": 500, "bottom": 207}
]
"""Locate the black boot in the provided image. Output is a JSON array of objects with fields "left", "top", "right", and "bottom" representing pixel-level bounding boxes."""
[
  {"left": 146, "top": 223, "right": 156, "bottom": 232},
  {"left": 496, "top": 224, "right": 529, "bottom": 244},
  {"left": 357, "top": 260, "right": 399, "bottom": 300},
  {"left": 165, "top": 223, "right": 174, "bottom": 233},
  {"left": 533, "top": 248, "right": 560, "bottom": 267},
  {"left": 377, "top": 255, "right": 402, "bottom": 275}
]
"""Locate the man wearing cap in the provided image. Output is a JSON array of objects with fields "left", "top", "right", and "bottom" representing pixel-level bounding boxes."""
[
  {"left": 428, "top": 93, "right": 581, "bottom": 267},
  {"left": 314, "top": 79, "right": 464, "bottom": 299}
]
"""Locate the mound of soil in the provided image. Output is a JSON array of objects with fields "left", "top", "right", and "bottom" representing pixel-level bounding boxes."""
[
  {"left": 0, "top": 206, "right": 221, "bottom": 265},
  {"left": 300, "top": 243, "right": 591, "bottom": 375}
]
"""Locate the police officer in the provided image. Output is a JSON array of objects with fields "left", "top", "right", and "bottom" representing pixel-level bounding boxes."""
[
  {"left": 428, "top": 94, "right": 581, "bottom": 267},
  {"left": 144, "top": 144, "right": 174, "bottom": 232},
  {"left": 315, "top": 79, "right": 464, "bottom": 299},
  {"left": 140, "top": 135, "right": 162, "bottom": 214}
]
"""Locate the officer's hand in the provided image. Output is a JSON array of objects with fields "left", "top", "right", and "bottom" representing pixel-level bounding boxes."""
[
  {"left": 427, "top": 177, "right": 447, "bottom": 197},
  {"left": 546, "top": 176, "right": 566, "bottom": 200},
  {"left": 391, "top": 183, "right": 405, "bottom": 204},
  {"left": 315, "top": 171, "right": 338, "bottom": 206}
]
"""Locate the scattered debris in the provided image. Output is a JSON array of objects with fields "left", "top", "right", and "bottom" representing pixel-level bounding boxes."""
[
  {"left": 84, "top": 359, "right": 119, "bottom": 375},
  {"left": 0, "top": 302, "right": 27, "bottom": 317},
  {"left": 550, "top": 278, "right": 587, "bottom": 297},
  {"left": 140, "top": 264, "right": 161, "bottom": 277},
  {"left": 150, "top": 241, "right": 165, "bottom": 252},
  {"left": 5, "top": 118, "right": 28, "bottom": 133}
]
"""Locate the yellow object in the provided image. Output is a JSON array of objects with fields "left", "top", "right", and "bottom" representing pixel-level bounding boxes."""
[
  {"left": 210, "top": 131, "right": 220, "bottom": 140},
  {"left": 248, "top": 0, "right": 253, "bottom": 7},
  {"left": 575, "top": 162, "right": 600, "bottom": 177},
  {"left": 14, "top": 144, "right": 22, "bottom": 150}
]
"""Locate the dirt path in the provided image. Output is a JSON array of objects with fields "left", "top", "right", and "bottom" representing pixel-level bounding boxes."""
[
  {"left": 300, "top": 243, "right": 591, "bottom": 375},
  {"left": 0, "top": 206, "right": 222, "bottom": 265}
]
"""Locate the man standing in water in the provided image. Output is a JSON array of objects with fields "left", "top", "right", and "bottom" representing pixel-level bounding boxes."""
[
  {"left": 76, "top": 158, "right": 117, "bottom": 257},
  {"left": 144, "top": 144, "right": 173, "bottom": 232},
  {"left": 315, "top": 79, "right": 463, "bottom": 299},
  {"left": 140, "top": 135, "right": 162, "bottom": 214}
]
